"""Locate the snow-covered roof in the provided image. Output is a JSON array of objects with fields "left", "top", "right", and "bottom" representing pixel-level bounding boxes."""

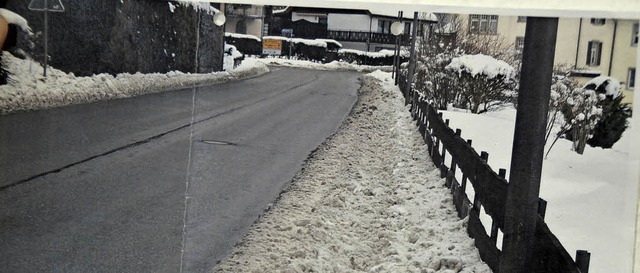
[
  {"left": 367, "top": 8, "right": 438, "bottom": 22},
  {"left": 225, "top": 32, "right": 261, "bottom": 42},
  {"left": 446, "top": 54, "right": 516, "bottom": 80},
  {"left": 584, "top": 76, "right": 621, "bottom": 98}
]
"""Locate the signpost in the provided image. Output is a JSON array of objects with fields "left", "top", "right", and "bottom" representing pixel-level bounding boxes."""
[
  {"left": 281, "top": 28, "right": 293, "bottom": 58},
  {"left": 28, "top": 0, "right": 65, "bottom": 77},
  {"left": 262, "top": 39, "right": 282, "bottom": 56}
]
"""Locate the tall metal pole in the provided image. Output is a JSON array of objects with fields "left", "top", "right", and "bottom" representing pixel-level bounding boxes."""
[
  {"left": 392, "top": 11, "right": 401, "bottom": 82},
  {"left": 499, "top": 17, "right": 558, "bottom": 273},
  {"left": 404, "top": 12, "right": 418, "bottom": 104},
  {"left": 43, "top": 0, "right": 48, "bottom": 77}
]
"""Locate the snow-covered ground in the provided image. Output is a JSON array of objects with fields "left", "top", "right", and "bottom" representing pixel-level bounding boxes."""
[
  {"left": 440, "top": 106, "right": 637, "bottom": 273},
  {"left": 250, "top": 56, "right": 394, "bottom": 72},
  {"left": 213, "top": 72, "right": 490, "bottom": 273}
]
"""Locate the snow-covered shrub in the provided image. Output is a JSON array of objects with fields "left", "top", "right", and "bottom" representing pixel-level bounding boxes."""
[
  {"left": 560, "top": 87, "right": 603, "bottom": 154},
  {"left": 337, "top": 49, "right": 407, "bottom": 66},
  {"left": 223, "top": 44, "right": 244, "bottom": 71},
  {"left": 445, "top": 54, "right": 517, "bottom": 114},
  {"left": 584, "top": 77, "right": 630, "bottom": 149},
  {"left": 413, "top": 52, "right": 461, "bottom": 110}
]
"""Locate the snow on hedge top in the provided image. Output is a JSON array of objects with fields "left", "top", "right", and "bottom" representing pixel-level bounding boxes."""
[
  {"left": 0, "top": 8, "right": 33, "bottom": 35},
  {"left": 446, "top": 54, "right": 516, "bottom": 80},
  {"left": 262, "top": 36, "right": 328, "bottom": 48},
  {"left": 315, "top": 39, "right": 342, "bottom": 48},
  {"left": 225, "top": 32, "right": 261, "bottom": 42},
  {"left": 339, "top": 49, "right": 409, "bottom": 58},
  {"left": 584, "top": 76, "right": 621, "bottom": 98}
]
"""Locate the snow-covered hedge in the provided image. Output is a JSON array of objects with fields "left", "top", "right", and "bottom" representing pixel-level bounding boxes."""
[
  {"left": 225, "top": 32, "right": 262, "bottom": 55},
  {"left": 337, "top": 49, "right": 408, "bottom": 66},
  {"left": 445, "top": 54, "right": 516, "bottom": 81}
]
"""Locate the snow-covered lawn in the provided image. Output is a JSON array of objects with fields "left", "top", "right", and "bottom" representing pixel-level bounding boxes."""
[
  {"left": 440, "top": 106, "right": 637, "bottom": 273},
  {"left": 213, "top": 72, "right": 490, "bottom": 273}
]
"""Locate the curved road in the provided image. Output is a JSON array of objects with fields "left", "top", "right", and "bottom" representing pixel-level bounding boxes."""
[{"left": 0, "top": 68, "right": 360, "bottom": 272}]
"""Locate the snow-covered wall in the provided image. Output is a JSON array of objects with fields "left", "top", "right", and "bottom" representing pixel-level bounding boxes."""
[{"left": 6, "top": 0, "right": 223, "bottom": 76}]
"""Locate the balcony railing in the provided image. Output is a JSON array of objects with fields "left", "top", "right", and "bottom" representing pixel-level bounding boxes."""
[{"left": 327, "top": 30, "right": 410, "bottom": 45}]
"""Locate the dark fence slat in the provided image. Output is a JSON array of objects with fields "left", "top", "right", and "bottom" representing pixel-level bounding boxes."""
[
  {"left": 469, "top": 211, "right": 501, "bottom": 272},
  {"left": 532, "top": 216, "right": 583, "bottom": 273}
]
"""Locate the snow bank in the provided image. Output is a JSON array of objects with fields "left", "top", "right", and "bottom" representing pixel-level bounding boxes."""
[
  {"left": 225, "top": 32, "right": 261, "bottom": 42},
  {"left": 584, "top": 76, "right": 621, "bottom": 98},
  {"left": 214, "top": 71, "right": 490, "bottom": 273},
  {"left": 251, "top": 57, "right": 393, "bottom": 73},
  {"left": 262, "top": 36, "right": 329, "bottom": 48},
  {"left": 0, "top": 52, "right": 268, "bottom": 115},
  {"left": 446, "top": 54, "right": 516, "bottom": 80}
]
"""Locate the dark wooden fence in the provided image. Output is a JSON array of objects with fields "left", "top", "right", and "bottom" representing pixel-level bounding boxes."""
[{"left": 398, "top": 75, "right": 591, "bottom": 273}]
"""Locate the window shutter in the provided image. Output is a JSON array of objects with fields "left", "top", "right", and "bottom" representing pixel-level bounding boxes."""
[
  {"left": 587, "top": 41, "right": 593, "bottom": 65},
  {"left": 596, "top": 42, "right": 602, "bottom": 66}
]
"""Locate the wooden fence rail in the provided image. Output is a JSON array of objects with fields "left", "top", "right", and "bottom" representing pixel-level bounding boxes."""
[{"left": 399, "top": 74, "right": 590, "bottom": 273}]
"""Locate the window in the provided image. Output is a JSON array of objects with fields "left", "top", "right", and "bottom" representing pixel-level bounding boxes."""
[
  {"left": 590, "top": 18, "right": 606, "bottom": 25},
  {"left": 517, "top": 16, "right": 527, "bottom": 23},
  {"left": 628, "top": 68, "right": 636, "bottom": 89},
  {"left": 515, "top": 36, "right": 525, "bottom": 52},
  {"left": 378, "top": 19, "right": 391, "bottom": 34},
  {"left": 586, "top": 41, "right": 602, "bottom": 66},
  {"left": 469, "top": 14, "right": 498, "bottom": 34},
  {"left": 632, "top": 23, "right": 638, "bottom": 47}
]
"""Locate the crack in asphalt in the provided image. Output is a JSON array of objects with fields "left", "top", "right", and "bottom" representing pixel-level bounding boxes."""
[{"left": 0, "top": 74, "right": 322, "bottom": 192}]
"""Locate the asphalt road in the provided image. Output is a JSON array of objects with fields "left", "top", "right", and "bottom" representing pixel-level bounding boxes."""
[{"left": 0, "top": 67, "right": 360, "bottom": 272}]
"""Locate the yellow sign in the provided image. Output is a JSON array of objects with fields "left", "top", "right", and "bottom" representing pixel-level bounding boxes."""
[{"left": 262, "top": 39, "right": 282, "bottom": 55}]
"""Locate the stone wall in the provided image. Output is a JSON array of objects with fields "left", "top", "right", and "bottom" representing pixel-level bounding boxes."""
[{"left": 6, "top": 0, "right": 223, "bottom": 76}]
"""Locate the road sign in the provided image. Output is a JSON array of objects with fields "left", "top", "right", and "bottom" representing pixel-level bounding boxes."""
[
  {"left": 28, "top": 0, "right": 65, "bottom": 12},
  {"left": 281, "top": 28, "right": 293, "bottom": 37},
  {"left": 262, "top": 39, "right": 282, "bottom": 55}
]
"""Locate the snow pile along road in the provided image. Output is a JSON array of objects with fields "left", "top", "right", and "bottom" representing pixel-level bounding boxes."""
[
  {"left": 213, "top": 72, "right": 491, "bottom": 273},
  {"left": 252, "top": 57, "right": 393, "bottom": 73},
  {"left": 0, "top": 53, "right": 269, "bottom": 115}
]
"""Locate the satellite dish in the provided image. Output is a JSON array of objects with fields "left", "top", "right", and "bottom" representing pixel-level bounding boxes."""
[
  {"left": 213, "top": 12, "right": 226, "bottom": 27},
  {"left": 391, "top": 21, "right": 404, "bottom": 36}
]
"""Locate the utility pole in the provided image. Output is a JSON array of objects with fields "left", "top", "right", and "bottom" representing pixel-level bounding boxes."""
[{"left": 499, "top": 17, "right": 558, "bottom": 273}]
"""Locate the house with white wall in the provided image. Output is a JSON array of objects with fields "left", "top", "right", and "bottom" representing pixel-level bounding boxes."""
[
  {"left": 272, "top": 7, "right": 437, "bottom": 52},
  {"left": 224, "top": 4, "right": 265, "bottom": 38}
]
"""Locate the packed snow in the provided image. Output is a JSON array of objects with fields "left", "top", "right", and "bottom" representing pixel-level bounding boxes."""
[
  {"left": 440, "top": 106, "right": 637, "bottom": 273},
  {"left": 214, "top": 71, "right": 491, "bottom": 273},
  {"left": 446, "top": 54, "right": 516, "bottom": 80},
  {"left": 0, "top": 53, "right": 268, "bottom": 115}
]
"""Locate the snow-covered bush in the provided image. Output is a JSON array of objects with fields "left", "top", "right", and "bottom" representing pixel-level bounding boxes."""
[
  {"left": 584, "top": 76, "right": 630, "bottom": 149},
  {"left": 445, "top": 54, "right": 517, "bottom": 114},
  {"left": 224, "top": 32, "right": 262, "bottom": 55},
  {"left": 413, "top": 52, "right": 461, "bottom": 110}
]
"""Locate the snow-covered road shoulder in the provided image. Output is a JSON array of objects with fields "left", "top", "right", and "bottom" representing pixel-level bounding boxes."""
[
  {"left": 213, "top": 71, "right": 491, "bottom": 273},
  {"left": 0, "top": 54, "right": 269, "bottom": 115}
]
